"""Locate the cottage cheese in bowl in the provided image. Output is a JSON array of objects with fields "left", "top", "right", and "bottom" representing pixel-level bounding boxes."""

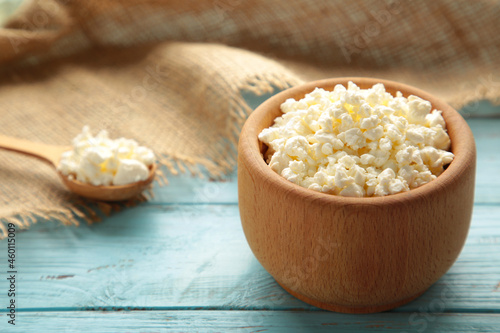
[{"left": 258, "top": 82, "right": 454, "bottom": 197}]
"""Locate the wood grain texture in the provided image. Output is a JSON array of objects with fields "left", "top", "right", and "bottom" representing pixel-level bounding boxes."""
[
  {"left": 1, "top": 311, "right": 499, "bottom": 333},
  {"left": 148, "top": 171, "right": 238, "bottom": 204},
  {"left": 238, "top": 78, "right": 477, "bottom": 313},
  {"left": 467, "top": 119, "right": 500, "bottom": 203},
  {"left": 0, "top": 134, "right": 67, "bottom": 166},
  {"left": 0, "top": 204, "right": 498, "bottom": 312}
]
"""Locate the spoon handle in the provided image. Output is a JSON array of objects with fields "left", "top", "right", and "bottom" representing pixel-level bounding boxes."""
[{"left": 0, "top": 134, "right": 67, "bottom": 167}]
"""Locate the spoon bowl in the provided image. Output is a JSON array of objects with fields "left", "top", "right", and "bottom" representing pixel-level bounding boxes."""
[
  {"left": 58, "top": 164, "right": 156, "bottom": 201},
  {"left": 0, "top": 134, "right": 156, "bottom": 201}
]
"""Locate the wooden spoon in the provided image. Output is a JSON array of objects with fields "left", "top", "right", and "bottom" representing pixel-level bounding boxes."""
[{"left": 0, "top": 134, "right": 156, "bottom": 201}]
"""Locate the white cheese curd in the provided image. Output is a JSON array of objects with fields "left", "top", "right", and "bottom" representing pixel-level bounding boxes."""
[
  {"left": 258, "top": 82, "right": 454, "bottom": 197},
  {"left": 58, "top": 126, "right": 155, "bottom": 186}
]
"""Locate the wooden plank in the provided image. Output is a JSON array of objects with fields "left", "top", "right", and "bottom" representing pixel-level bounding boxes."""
[
  {"left": 149, "top": 172, "right": 237, "bottom": 204},
  {"left": 1, "top": 311, "right": 499, "bottom": 332},
  {"left": 461, "top": 100, "right": 500, "bottom": 118},
  {"left": 1, "top": 204, "right": 499, "bottom": 312},
  {"left": 467, "top": 118, "right": 500, "bottom": 204}
]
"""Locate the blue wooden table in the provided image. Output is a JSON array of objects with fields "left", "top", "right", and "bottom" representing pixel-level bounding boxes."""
[{"left": 1, "top": 97, "right": 500, "bottom": 332}]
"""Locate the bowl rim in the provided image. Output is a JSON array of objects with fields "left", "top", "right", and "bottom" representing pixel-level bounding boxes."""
[{"left": 238, "top": 77, "right": 476, "bottom": 205}]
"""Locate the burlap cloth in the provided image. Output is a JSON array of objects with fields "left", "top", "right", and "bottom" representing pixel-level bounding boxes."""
[{"left": 0, "top": 0, "right": 499, "bottom": 237}]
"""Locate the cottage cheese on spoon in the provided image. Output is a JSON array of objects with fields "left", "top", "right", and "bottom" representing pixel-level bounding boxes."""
[
  {"left": 58, "top": 126, "right": 155, "bottom": 186},
  {"left": 258, "top": 82, "right": 454, "bottom": 197}
]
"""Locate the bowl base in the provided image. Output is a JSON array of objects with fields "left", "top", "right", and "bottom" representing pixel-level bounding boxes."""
[{"left": 278, "top": 282, "right": 426, "bottom": 314}]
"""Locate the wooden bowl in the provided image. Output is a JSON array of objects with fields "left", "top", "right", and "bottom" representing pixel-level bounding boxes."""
[{"left": 237, "top": 77, "right": 476, "bottom": 313}]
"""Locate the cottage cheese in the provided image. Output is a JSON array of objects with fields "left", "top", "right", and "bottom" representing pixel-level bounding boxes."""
[
  {"left": 258, "top": 82, "right": 454, "bottom": 197},
  {"left": 58, "top": 126, "right": 155, "bottom": 186}
]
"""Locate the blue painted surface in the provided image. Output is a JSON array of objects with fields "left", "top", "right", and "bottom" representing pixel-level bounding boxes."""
[{"left": 0, "top": 111, "right": 500, "bottom": 332}]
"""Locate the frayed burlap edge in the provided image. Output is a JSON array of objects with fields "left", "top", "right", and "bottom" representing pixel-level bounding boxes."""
[
  {"left": 0, "top": 71, "right": 302, "bottom": 239},
  {"left": 1, "top": 194, "right": 150, "bottom": 238},
  {"left": 153, "top": 71, "right": 304, "bottom": 180},
  {"left": 452, "top": 79, "right": 500, "bottom": 112}
]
